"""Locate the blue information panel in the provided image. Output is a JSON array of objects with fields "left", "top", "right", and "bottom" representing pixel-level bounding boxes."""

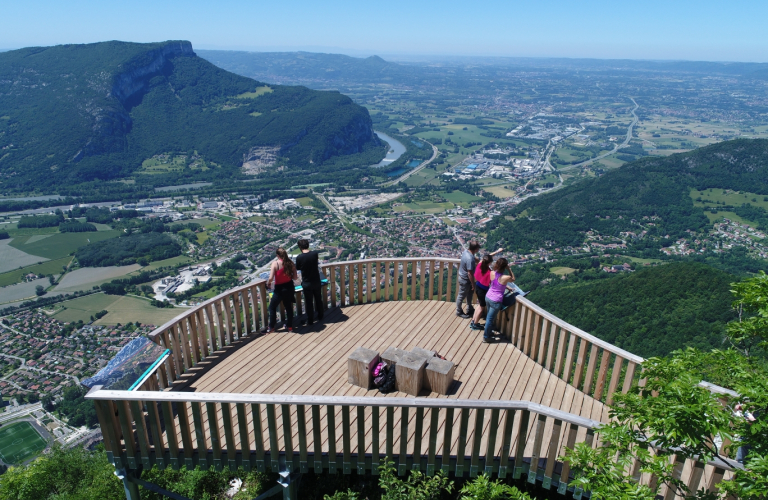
[{"left": 82, "top": 337, "right": 168, "bottom": 391}]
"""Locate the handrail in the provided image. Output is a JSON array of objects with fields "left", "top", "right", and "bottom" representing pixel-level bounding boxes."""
[{"left": 86, "top": 389, "right": 603, "bottom": 429}]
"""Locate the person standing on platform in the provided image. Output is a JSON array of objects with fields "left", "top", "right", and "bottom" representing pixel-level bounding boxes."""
[
  {"left": 456, "top": 241, "right": 503, "bottom": 318},
  {"left": 483, "top": 258, "right": 515, "bottom": 343},
  {"left": 296, "top": 238, "right": 325, "bottom": 326},
  {"left": 263, "top": 247, "right": 298, "bottom": 333}
]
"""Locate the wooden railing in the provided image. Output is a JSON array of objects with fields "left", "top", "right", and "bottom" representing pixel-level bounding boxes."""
[{"left": 86, "top": 257, "right": 735, "bottom": 496}]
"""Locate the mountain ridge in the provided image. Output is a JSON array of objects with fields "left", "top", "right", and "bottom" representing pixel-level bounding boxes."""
[{"left": 0, "top": 40, "right": 384, "bottom": 190}]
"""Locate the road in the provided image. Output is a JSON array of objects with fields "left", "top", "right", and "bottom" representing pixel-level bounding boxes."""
[
  {"left": 0, "top": 402, "right": 42, "bottom": 424},
  {"left": 559, "top": 97, "right": 639, "bottom": 172},
  {"left": 381, "top": 141, "right": 439, "bottom": 187}
]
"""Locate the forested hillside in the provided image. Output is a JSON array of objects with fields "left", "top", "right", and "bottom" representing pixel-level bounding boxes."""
[
  {"left": 527, "top": 262, "right": 735, "bottom": 357},
  {"left": 0, "top": 41, "right": 384, "bottom": 191},
  {"left": 487, "top": 139, "right": 768, "bottom": 253}
]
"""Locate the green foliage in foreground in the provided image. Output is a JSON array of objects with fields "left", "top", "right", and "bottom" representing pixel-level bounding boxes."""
[
  {"left": 0, "top": 446, "right": 124, "bottom": 500},
  {"left": 528, "top": 262, "right": 735, "bottom": 358},
  {"left": 75, "top": 232, "right": 182, "bottom": 267},
  {"left": 562, "top": 271, "right": 768, "bottom": 500}
]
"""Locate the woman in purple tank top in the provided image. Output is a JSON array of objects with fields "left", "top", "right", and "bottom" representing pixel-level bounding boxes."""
[{"left": 483, "top": 258, "right": 515, "bottom": 343}]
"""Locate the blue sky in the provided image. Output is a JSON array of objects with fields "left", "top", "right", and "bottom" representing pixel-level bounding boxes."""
[{"left": 1, "top": 0, "right": 766, "bottom": 62}]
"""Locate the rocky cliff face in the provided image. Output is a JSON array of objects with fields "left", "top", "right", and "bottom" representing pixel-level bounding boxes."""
[
  {"left": 325, "top": 114, "right": 379, "bottom": 159},
  {"left": 110, "top": 41, "right": 194, "bottom": 103},
  {"left": 75, "top": 42, "right": 195, "bottom": 161}
]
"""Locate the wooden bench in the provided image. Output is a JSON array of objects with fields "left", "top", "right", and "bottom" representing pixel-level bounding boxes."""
[
  {"left": 395, "top": 353, "right": 427, "bottom": 396},
  {"left": 347, "top": 347, "right": 380, "bottom": 389},
  {"left": 424, "top": 357, "right": 455, "bottom": 395},
  {"left": 381, "top": 346, "right": 409, "bottom": 366}
]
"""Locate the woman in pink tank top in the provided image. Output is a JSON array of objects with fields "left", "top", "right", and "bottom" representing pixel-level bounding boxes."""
[{"left": 482, "top": 258, "right": 515, "bottom": 343}]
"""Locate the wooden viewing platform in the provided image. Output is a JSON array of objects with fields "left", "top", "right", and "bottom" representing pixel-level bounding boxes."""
[{"left": 86, "top": 258, "right": 736, "bottom": 499}]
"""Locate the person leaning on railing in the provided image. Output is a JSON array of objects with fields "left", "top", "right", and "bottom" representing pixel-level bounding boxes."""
[
  {"left": 483, "top": 257, "right": 515, "bottom": 344},
  {"left": 263, "top": 247, "right": 298, "bottom": 334},
  {"left": 296, "top": 238, "right": 324, "bottom": 327},
  {"left": 456, "top": 240, "right": 503, "bottom": 318}
]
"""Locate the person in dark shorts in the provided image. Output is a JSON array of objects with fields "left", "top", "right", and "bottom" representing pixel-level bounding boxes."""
[
  {"left": 263, "top": 247, "right": 298, "bottom": 333},
  {"left": 470, "top": 254, "right": 494, "bottom": 330},
  {"left": 295, "top": 238, "right": 324, "bottom": 326}
]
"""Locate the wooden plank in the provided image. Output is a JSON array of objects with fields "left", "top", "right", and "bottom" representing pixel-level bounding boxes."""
[
  {"left": 498, "top": 409, "right": 515, "bottom": 478},
  {"left": 582, "top": 344, "right": 599, "bottom": 397},
  {"left": 311, "top": 405, "right": 322, "bottom": 471},
  {"left": 438, "top": 262, "right": 444, "bottom": 301},
  {"left": 222, "top": 403, "right": 236, "bottom": 469},
  {"left": 413, "top": 407, "right": 424, "bottom": 471},
  {"left": 281, "top": 404, "right": 295, "bottom": 468},
  {"left": 572, "top": 339, "right": 589, "bottom": 390},
  {"left": 545, "top": 322, "right": 558, "bottom": 371},
  {"left": 470, "top": 408, "right": 484, "bottom": 477},
  {"left": 561, "top": 332, "right": 578, "bottom": 384},
  {"left": 529, "top": 313, "right": 542, "bottom": 360},
  {"left": 484, "top": 408, "right": 500, "bottom": 475},
  {"left": 129, "top": 400, "right": 151, "bottom": 467},
  {"left": 330, "top": 266, "right": 338, "bottom": 308},
  {"left": 410, "top": 260, "right": 416, "bottom": 301},
  {"left": 513, "top": 409, "right": 530, "bottom": 479},
  {"left": 297, "top": 405, "right": 309, "bottom": 472},
  {"left": 593, "top": 349, "right": 611, "bottom": 402},
  {"left": 419, "top": 260, "right": 427, "bottom": 300},
  {"left": 512, "top": 303, "right": 524, "bottom": 346},
  {"left": 161, "top": 401, "right": 180, "bottom": 466},
  {"left": 341, "top": 405, "right": 351, "bottom": 473},
  {"left": 441, "top": 407, "right": 454, "bottom": 473},
  {"left": 190, "top": 403, "right": 208, "bottom": 466},
  {"left": 357, "top": 262, "right": 364, "bottom": 305},
  {"left": 606, "top": 355, "right": 625, "bottom": 405},
  {"left": 223, "top": 296, "right": 235, "bottom": 342},
  {"left": 557, "top": 423, "right": 579, "bottom": 495},
  {"left": 236, "top": 404, "right": 251, "bottom": 460},
  {"left": 542, "top": 418, "right": 562, "bottom": 489},
  {"left": 383, "top": 262, "right": 390, "bottom": 302},
  {"left": 116, "top": 401, "right": 138, "bottom": 467},
  {"left": 327, "top": 405, "right": 337, "bottom": 472},
  {"left": 528, "top": 413, "right": 547, "bottom": 483},
  {"left": 195, "top": 309, "right": 210, "bottom": 358},
  {"left": 367, "top": 262, "right": 373, "bottom": 303},
  {"left": 266, "top": 404, "right": 279, "bottom": 470},
  {"left": 664, "top": 455, "right": 686, "bottom": 500},
  {"left": 258, "top": 283, "right": 269, "bottom": 331},
  {"left": 371, "top": 406, "right": 380, "bottom": 472},
  {"left": 394, "top": 261, "right": 401, "bottom": 301},
  {"left": 242, "top": 290, "right": 254, "bottom": 336},
  {"left": 622, "top": 361, "right": 637, "bottom": 394},
  {"left": 427, "top": 407, "right": 439, "bottom": 475},
  {"left": 252, "top": 404, "right": 265, "bottom": 471},
  {"left": 398, "top": 407, "right": 409, "bottom": 474},
  {"left": 146, "top": 401, "right": 165, "bottom": 468},
  {"left": 446, "top": 263, "right": 454, "bottom": 302},
  {"left": 553, "top": 328, "right": 568, "bottom": 378},
  {"left": 356, "top": 406, "right": 365, "bottom": 473},
  {"left": 523, "top": 310, "right": 536, "bottom": 355},
  {"left": 537, "top": 319, "right": 550, "bottom": 365}
]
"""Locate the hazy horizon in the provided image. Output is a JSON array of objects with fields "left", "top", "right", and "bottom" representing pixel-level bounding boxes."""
[{"left": 2, "top": 0, "right": 767, "bottom": 63}]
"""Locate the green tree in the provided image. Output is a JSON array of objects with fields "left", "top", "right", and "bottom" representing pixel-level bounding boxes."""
[{"left": 561, "top": 272, "right": 768, "bottom": 499}]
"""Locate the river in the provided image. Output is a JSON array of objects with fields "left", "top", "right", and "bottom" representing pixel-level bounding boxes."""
[{"left": 371, "top": 131, "right": 406, "bottom": 168}]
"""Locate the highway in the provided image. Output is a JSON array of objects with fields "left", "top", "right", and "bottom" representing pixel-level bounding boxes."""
[
  {"left": 560, "top": 97, "right": 639, "bottom": 172},
  {"left": 381, "top": 141, "right": 439, "bottom": 187},
  {"left": 0, "top": 402, "right": 43, "bottom": 425}
]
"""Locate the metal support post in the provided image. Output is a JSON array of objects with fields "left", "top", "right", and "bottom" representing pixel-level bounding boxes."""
[
  {"left": 278, "top": 470, "right": 301, "bottom": 500},
  {"left": 115, "top": 468, "right": 142, "bottom": 500}
]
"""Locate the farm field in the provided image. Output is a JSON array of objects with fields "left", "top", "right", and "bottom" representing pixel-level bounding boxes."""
[
  {"left": 140, "top": 255, "right": 194, "bottom": 271},
  {"left": 53, "top": 293, "right": 121, "bottom": 323},
  {"left": 393, "top": 201, "right": 453, "bottom": 214},
  {"left": 482, "top": 184, "right": 518, "bottom": 198},
  {"left": 52, "top": 293, "right": 182, "bottom": 326},
  {"left": 0, "top": 278, "right": 63, "bottom": 305},
  {"left": 0, "top": 239, "right": 48, "bottom": 274},
  {"left": 295, "top": 197, "right": 313, "bottom": 207},
  {"left": 54, "top": 264, "right": 142, "bottom": 292},
  {"left": 704, "top": 211, "right": 757, "bottom": 227},
  {"left": 440, "top": 191, "right": 482, "bottom": 205},
  {"left": 691, "top": 188, "right": 768, "bottom": 210},
  {"left": 93, "top": 295, "right": 183, "bottom": 327},
  {"left": 8, "top": 230, "right": 121, "bottom": 260},
  {"left": 0, "top": 256, "right": 71, "bottom": 288},
  {"left": 550, "top": 267, "right": 577, "bottom": 276},
  {"left": 0, "top": 421, "right": 48, "bottom": 465}
]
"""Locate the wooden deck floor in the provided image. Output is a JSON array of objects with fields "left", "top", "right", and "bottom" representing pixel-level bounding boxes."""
[
  {"left": 167, "top": 301, "right": 609, "bottom": 464},
  {"left": 179, "top": 300, "right": 608, "bottom": 423}
]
